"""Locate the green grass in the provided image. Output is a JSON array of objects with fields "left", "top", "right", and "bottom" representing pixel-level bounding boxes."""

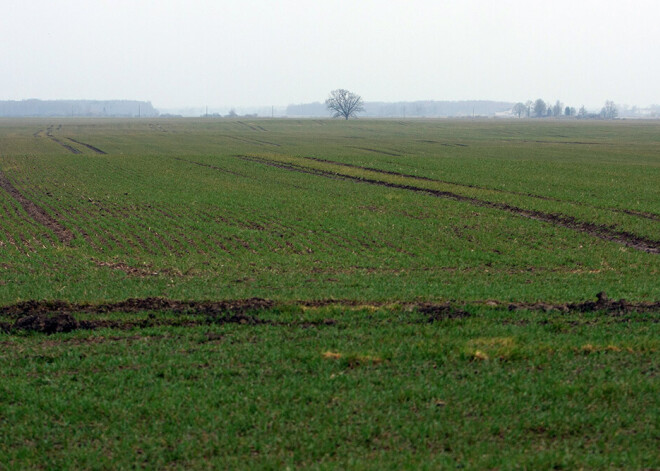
[
  {"left": 1, "top": 305, "right": 658, "bottom": 469},
  {"left": 0, "top": 118, "right": 658, "bottom": 303},
  {"left": 0, "top": 118, "right": 658, "bottom": 468}
]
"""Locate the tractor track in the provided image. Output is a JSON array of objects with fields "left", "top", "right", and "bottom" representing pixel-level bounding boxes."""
[
  {"left": 238, "top": 155, "right": 660, "bottom": 254},
  {"left": 43, "top": 127, "right": 81, "bottom": 154},
  {"left": 66, "top": 138, "right": 107, "bottom": 154},
  {"left": 0, "top": 169, "right": 74, "bottom": 244},
  {"left": 171, "top": 157, "right": 249, "bottom": 177},
  {"left": 303, "top": 156, "right": 660, "bottom": 221}
]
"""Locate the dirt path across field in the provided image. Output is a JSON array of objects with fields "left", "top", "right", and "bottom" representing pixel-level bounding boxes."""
[{"left": 238, "top": 155, "right": 659, "bottom": 254}]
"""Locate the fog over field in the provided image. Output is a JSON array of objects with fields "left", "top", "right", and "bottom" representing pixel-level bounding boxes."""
[{"left": 2, "top": 0, "right": 659, "bottom": 111}]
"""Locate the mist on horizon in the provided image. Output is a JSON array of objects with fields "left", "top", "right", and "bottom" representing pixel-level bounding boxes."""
[{"left": 2, "top": 0, "right": 659, "bottom": 110}]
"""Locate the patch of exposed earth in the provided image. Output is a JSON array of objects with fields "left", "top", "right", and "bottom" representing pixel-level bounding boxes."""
[{"left": 0, "top": 293, "right": 657, "bottom": 334}]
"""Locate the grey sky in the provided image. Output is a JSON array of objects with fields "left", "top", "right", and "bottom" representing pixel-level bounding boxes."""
[{"left": 2, "top": 0, "right": 659, "bottom": 110}]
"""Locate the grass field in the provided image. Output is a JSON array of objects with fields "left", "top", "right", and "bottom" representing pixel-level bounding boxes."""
[{"left": 0, "top": 118, "right": 658, "bottom": 468}]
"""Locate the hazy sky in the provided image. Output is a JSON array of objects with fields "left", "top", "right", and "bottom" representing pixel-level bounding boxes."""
[{"left": 2, "top": 0, "right": 659, "bottom": 110}]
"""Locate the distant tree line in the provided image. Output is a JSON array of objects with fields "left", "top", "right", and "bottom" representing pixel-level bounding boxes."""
[
  {"left": 288, "top": 100, "right": 514, "bottom": 118},
  {"left": 511, "top": 99, "right": 619, "bottom": 120},
  {"left": 0, "top": 99, "right": 158, "bottom": 117}
]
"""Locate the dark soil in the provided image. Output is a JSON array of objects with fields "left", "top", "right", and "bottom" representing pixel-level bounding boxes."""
[
  {"left": 2, "top": 298, "right": 275, "bottom": 334},
  {"left": 505, "top": 292, "right": 660, "bottom": 314},
  {"left": 66, "top": 137, "right": 107, "bottom": 154},
  {"left": 13, "top": 313, "right": 80, "bottom": 334},
  {"left": 0, "top": 297, "right": 275, "bottom": 319},
  {"left": 418, "top": 304, "right": 471, "bottom": 322},
  {"left": 1, "top": 292, "right": 656, "bottom": 336},
  {"left": 49, "top": 137, "right": 82, "bottom": 154}
]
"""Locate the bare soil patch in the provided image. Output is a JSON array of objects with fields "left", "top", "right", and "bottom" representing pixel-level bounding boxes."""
[
  {"left": 13, "top": 313, "right": 80, "bottom": 334},
  {"left": 0, "top": 293, "right": 657, "bottom": 335},
  {"left": 505, "top": 291, "right": 660, "bottom": 314}
]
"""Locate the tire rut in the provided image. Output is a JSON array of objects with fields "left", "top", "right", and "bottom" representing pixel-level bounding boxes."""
[
  {"left": 304, "top": 157, "right": 660, "bottom": 222},
  {"left": 43, "top": 127, "right": 82, "bottom": 154},
  {"left": 172, "top": 157, "right": 249, "bottom": 178},
  {"left": 239, "top": 155, "right": 659, "bottom": 254},
  {"left": 0, "top": 169, "right": 74, "bottom": 245},
  {"left": 66, "top": 138, "right": 107, "bottom": 154}
]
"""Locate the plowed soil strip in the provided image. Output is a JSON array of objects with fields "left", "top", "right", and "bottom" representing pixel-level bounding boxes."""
[
  {"left": 1, "top": 294, "right": 657, "bottom": 334},
  {"left": 66, "top": 138, "right": 107, "bottom": 154},
  {"left": 240, "top": 155, "right": 660, "bottom": 254},
  {"left": 0, "top": 297, "right": 275, "bottom": 318},
  {"left": 305, "top": 157, "right": 660, "bottom": 222},
  {"left": 0, "top": 169, "right": 74, "bottom": 244}
]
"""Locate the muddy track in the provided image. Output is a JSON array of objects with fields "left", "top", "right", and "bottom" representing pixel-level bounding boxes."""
[
  {"left": 240, "top": 155, "right": 660, "bottom": 254},
  {"left": 619, "top": 209, "right": 660, "bottom": 222},
  {"left": 66, "top": 138, "right": 107, "bottom": 155},
  {"left": 42, "top": 128, "right": 82, "bottom": 154},
  {"left": 0, "top": 297, "right": 275, "bottom": 318},
  {"left": 0, "top": 293, "right": 657, "bottom": 334},
  {"left": 0, "top": 169, "right": 74, "bottom": 244},
  {"left": 304, "top": 157, "right": 660, "bottom": 222}
]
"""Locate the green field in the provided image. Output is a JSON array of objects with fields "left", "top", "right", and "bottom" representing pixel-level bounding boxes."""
[{"left": 1, "top": 118, "right": 658, "bottom": 468}]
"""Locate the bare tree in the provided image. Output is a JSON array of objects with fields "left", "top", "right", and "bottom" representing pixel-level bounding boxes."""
[
  {"left": 325, "top": 89, "right": 364, "bottom": 120},
  {"left": 512, "top": 102, "right": 527, "bottom": 118},
  {"left": 578, "top": 106, "right": 588, "bottom": 118},
  {"left": 601, "top": 100, "right": 618, "bottom": 120}
]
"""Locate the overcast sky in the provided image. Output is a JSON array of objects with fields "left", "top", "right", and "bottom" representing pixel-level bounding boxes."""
[{"left": 2, "top": 0, "right": 659, "bottom": 110}]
